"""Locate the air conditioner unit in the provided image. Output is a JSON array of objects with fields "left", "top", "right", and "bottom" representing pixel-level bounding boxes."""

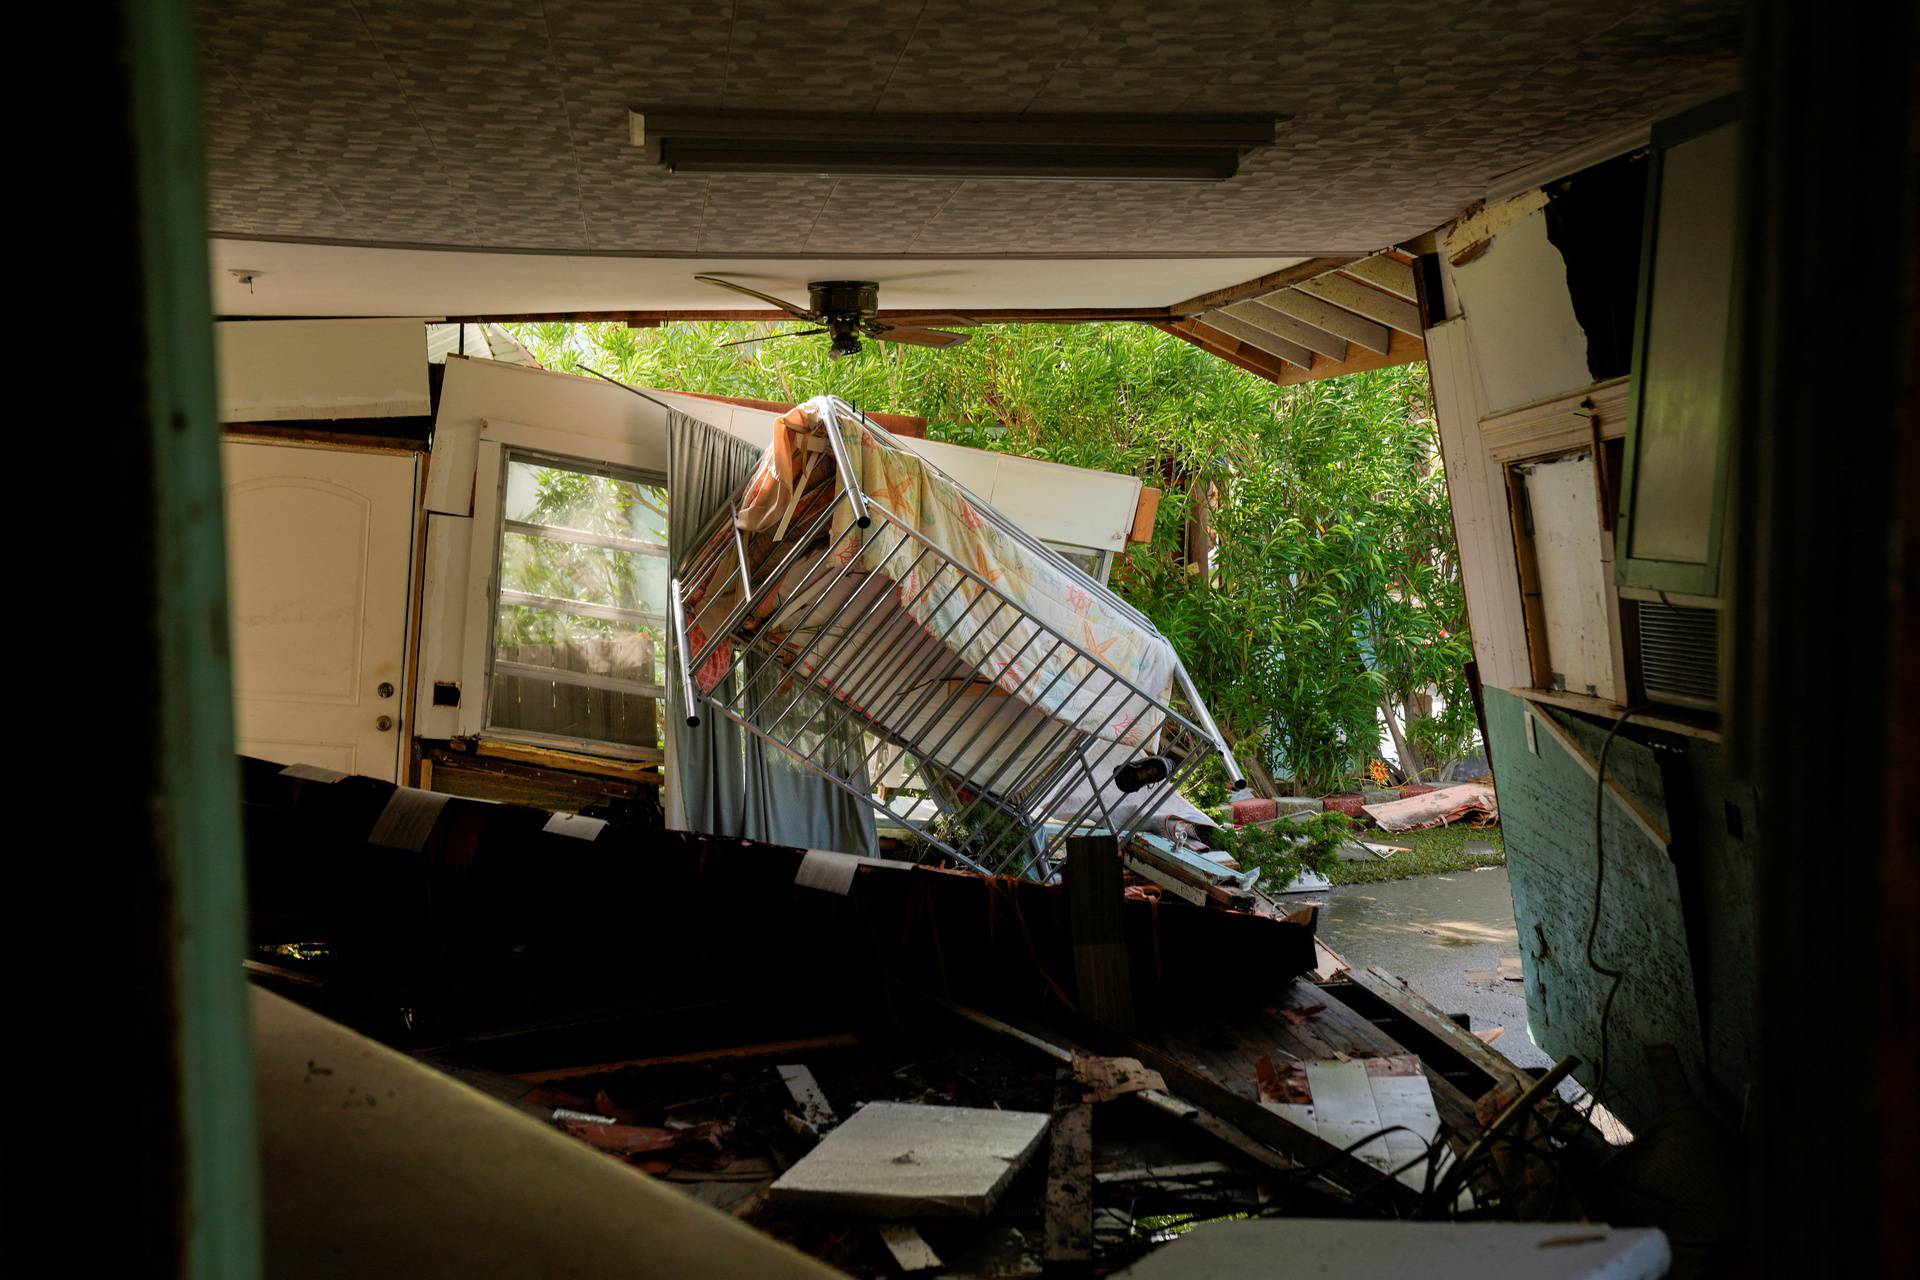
[{"left": 1623, "top": 596, "right": 1720, "bottom": 711}]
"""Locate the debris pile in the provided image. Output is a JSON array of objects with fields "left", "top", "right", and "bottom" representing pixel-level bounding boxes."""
[{"left": 239, "top": 756, "right": 1652, "bottom": 1277}]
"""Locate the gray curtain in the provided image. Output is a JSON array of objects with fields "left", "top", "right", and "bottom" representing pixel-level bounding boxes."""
[{"left": 667, "top": 411, "right": 878, "bottom": 856}]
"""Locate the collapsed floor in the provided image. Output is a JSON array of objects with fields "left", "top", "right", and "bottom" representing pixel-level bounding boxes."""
[{"left": 240, "top": 757, "right": 1695, "bottom": 1276}]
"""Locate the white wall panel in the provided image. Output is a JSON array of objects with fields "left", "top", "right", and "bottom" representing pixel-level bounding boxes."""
[{"left": 217, "top": 318, "right": 431, "bottom": 422}]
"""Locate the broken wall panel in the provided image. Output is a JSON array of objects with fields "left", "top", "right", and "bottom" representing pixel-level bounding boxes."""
[
  {"left": 237, "top": 756, "right": 1318, "bottom": 1043},
  {"left": 1482, "top": 688, "right": 1704, "bottom": 1129}
]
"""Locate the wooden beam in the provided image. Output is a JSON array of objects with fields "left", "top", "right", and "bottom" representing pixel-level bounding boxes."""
[
  {"left": 464, "top": 736, "right": 663, "bottom": 778},
  {"left": 1171, "top": 256, "right": 1352, "bottom": 316},
  {"left": 1159, "top": 320, "right": 1424, "bottom": 389},
  {"left": 1194, "top": 309, "right": 1316, "bottom": 368},
  {"left": 1065, "top": 835, "right": 1135, "bottom": 1032},
  {"left": 1256, "top": 288, "right": 1394, "bottom": 355},
  {"left": 1479, "top": 378, "right": 1631, "bottom": 464},
  {"left": 1223, "top": 300, "right": 1349, "bottom": 362},
  {"left": 1157, "top": 319, "right": 1299, "bottom": 383},
  {"left": 1265, "top": 326, "right": 1424, "bottom": 387},
  {"left": 1296, "top": 272, "right": 1425, "bottom": 334},
  {"left": 1340, "top": 254, "right": 1420, "bottom": 301},
  {"left": 1128, "top": 485, "right": 1162, "bottom": 543}
]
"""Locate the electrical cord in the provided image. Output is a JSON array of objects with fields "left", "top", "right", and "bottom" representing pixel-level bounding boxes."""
[{"left": 1579, "top": 703, "right": 1650, "bottom": 1125}]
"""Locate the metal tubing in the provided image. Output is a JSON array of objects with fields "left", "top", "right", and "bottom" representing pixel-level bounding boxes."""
[
  {"left": 685, "top": 493, "right": 848, "bottom": 673},
  {"left": 743, "top": 529, "right": 914, "bottom": 736},
  {"left": 729, "top": 502, "right": 754, "bottom": 600},
  {"left": 818, "top": 400, "right": 870, "bottom": 528},
  {"left": 826, "top": 397, "right": 1157, "bottom": 632},
  {"left": 867, "top": 506, "right": 1207, "bottom": 746},
  {"left": 668, "top": 576, "right": 701, "bottom": 727},
  {"left": 728, "top": 529, "right": 899, "bottom": 718},
  {"left": 751, "top": 534, "right": 941, "bottom": 739},
  {"left": 844, "top": 595, "right": 1020, "bottom": 767},
  {"left": 1173, "top": 656, "right": 1246, "bottom": 789}
]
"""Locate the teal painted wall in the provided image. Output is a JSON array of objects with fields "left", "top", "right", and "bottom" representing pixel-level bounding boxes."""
[{"left": 1484, "top": 687, "right": 1756, "bottom": 1131}]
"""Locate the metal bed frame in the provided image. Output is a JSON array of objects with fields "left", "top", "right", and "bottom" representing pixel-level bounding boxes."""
[{"left": 669, "top": 395, "right": 1245, "bottom": 879}]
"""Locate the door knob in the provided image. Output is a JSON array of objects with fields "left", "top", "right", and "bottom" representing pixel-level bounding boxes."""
[
  {"left": 377, "top": 681, "right": 395, "bottom": 698},
  {"left": 375, "top": 714, "right": 394, "bottom": 732}
]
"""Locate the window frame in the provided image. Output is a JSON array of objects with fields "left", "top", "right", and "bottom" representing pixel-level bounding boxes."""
[{"left": 475, "top": 443, "right": 672, "bottom": 761}]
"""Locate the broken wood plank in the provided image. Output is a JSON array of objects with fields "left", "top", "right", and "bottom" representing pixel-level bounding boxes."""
[
  {"left": 1334, "top": 966, "right": 1608, "bottom": 1155},
  {"left": 1044, "top": 1076, "right": 1094, "bottom": 1272},
  {"left": 878, "top": 1225, "right": 942, "bottom": 1273},
  {"left": 778, "top": 1063, "right": 836, "bottom": 1134},
  {"left": 1065, "top": 835, "right": 1135, "bottom": 1032},
  {"left": 1027, "top": 1005, "right": 1414, "bottom": 1210},
  {"left": 925, "top": 996, "right": 1318, "bottom": 1186},
  {"left": 513, "top": 1033, "right": 858, "bottom": 1083}
]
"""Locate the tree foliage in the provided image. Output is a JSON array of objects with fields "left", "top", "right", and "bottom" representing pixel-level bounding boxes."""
[{"left": 508, "top": 320, "right": 1476, "bottom": 794}]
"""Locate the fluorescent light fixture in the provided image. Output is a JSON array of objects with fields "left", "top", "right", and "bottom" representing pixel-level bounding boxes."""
[{"left": 630, "top": 110, "right": 1279, "bottom": 182}]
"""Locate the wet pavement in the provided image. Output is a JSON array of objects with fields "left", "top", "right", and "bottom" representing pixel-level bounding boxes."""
[{"left": 1302, "top": 865, "right": 1549, "bottom": 1071}]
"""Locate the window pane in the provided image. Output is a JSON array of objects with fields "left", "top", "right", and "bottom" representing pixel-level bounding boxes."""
[{"left": 490, "top": 455, "right": 669, "bottom": 752}]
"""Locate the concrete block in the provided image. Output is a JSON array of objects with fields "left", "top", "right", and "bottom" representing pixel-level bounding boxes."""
[
  {"left": 1229, "top": 797, "right": 1278, "bottom": 824},
  {"left": 769, "top": 1102, "right": 1050, "bottom": 1218}
]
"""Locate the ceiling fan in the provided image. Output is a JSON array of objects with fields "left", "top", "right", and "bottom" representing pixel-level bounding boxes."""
[{"left": 693, "top": 275, "right": 977, "bottom": 358}]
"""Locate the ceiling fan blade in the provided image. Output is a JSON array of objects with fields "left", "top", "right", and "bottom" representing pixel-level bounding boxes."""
[
  {"left": 718, "top": 328, "right": 826, "bottom": 348},
  {"left": 693, "top": 274, "right": 817, "bottom": 321},
  {"left": 873, "top": 326, "right": 971, "bottom": 349},
  {"left": 882, "top": 313, "right": 983, "bottom": 328}
]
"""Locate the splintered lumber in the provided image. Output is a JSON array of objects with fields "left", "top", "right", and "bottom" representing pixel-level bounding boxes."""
[
  {"left": 778, "top": 1064, "right": 837, "bottom": 1133},
  {"left": 926, "top": 995, "right": 1406, "bottom": 1210},
  {"left": 1331, "top": 966, "right": 1611, "bottom": 1160},
  {"left": 1044, "top": 1076, "right": 1094, "bottom": 1271}
]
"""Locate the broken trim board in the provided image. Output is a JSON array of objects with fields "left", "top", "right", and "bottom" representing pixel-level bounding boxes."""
[{"left": 768, "top": 1102, "right": 1050, "bottom": 1219}]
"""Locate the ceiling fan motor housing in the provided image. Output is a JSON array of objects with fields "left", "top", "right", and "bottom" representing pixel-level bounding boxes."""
[{"left": 811, "top": 280, "right": 880, "bottom": 357}]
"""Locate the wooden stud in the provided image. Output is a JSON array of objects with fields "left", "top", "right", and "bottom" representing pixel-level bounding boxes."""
[
  {"left": 1296, "top": 272, "right": 1425, "bottom": 334},
  {"left": 1341, "top": 254, "right": 1420, "bottom": 301},
  {"left": 1194, "top": 309, "right": 1317, "bottom": 369},
  {"left": 1223, "top": 300, "right": 1349, "bottom": 362},
  {"left": 1172, "top": 256, "right": 1353, "bottom": 315},
  {"left": 1256, "top": 288, "right": 1394, "bottom": 355}
]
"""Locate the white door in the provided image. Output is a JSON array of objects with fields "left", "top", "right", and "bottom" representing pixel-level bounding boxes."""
[{"left": 223, "top": 439, "right": 419, "bottom": 781}]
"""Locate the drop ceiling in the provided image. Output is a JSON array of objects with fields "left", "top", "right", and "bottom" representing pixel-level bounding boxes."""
[{"left": 198, "top": 1, "right": 1739, "bottom": 315}]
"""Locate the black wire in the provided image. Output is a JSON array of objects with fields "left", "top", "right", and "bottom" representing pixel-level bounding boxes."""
[{"left": 1581, "top": 703, "right": 1649, "bottom": 1123}]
